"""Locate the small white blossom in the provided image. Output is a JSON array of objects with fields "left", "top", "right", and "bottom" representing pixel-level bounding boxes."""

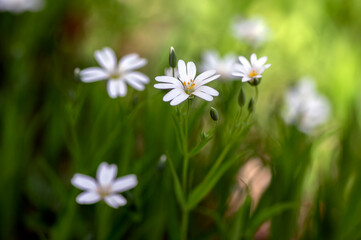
[
  {"left": 282, "top": 78, "right": 331, "bottom": 134},
  {"left": 79, "top": 47, "right": 149, "bottom": 98},
  {"left": 71, "top": 162, "right": 138, "bottom": 208},
  {"left": 201, "top": 50, "right": 237, "bottom": 80},
  {"left": 154, "top": 60, "right": 220, "bottom": 106},
  {"left": 165, "top": 67, "right": 179, "bottom": 78},
  {"left": 0, "top": 0, "right": 43, "bottom": 13},
  {"left": 231, "top": 16, "right": 270, "bottom": 46},
  {"left": 232, "top": 53, "right": 271, "bottom": 83}
]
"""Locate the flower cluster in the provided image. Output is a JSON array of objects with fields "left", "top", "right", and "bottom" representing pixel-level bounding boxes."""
[{"left": 72, "top": 47, "right": 272, "bottom": 208}]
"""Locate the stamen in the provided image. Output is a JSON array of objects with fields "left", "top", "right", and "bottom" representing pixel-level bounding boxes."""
[{"left": 250, "top": 69, "right": 257, "bottom": 78}]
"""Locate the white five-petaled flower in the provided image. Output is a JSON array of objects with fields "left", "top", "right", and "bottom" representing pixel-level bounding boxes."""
[
  {"left": 71, "top": 162, "right": 138, "bottom": 208},
  {"left": 201, "top": 50, "right": 237, "bottom": 80},
  {"left": 154, "top": 60, "right": 220, "bottom": 106},
  {"left": 79, "top": 47, "right": 149, "bottom": 98},
  {"left": 282, "top": 78, "right": 331, "bottom": 134},
  {"left": 232, "top": 53, "right": 271, "bottom": 83},
  {"left": 0, "top": 0, "right": 43, "bottom": 13},
  {"left": 231, "top": 16, "right": 270, "bottom": 47}
]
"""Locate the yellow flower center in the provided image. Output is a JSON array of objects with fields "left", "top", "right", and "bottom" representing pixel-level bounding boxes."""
[
  {"left": 97, "top": 185, "right": 112, "bottom": 198},
  {"left": 183, "top": 79, "right": 195, "bottom": 94},
  {"left": 250, "top": 69, "right": 257, "bottom": 78}
]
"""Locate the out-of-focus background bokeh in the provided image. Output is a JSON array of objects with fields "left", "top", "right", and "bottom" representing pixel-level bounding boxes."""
[{"left": 1, "top": 0, "right": 361, "bottom": 239}]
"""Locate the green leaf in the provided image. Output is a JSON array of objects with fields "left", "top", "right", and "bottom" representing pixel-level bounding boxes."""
[
  {"left": 167, "top": 154, "right": 186, "bottom": 209},
  {"left": 187, "top": 151, "right": 245, "bottom": 210},
  {"left": 246, "top": 202, "right": 297, "bottom": 237}
]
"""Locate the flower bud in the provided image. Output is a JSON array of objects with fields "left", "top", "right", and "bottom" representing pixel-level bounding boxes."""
[
  {"left": 157, "top": 154, "right": 167, "bottom": 171},
  {"left": 74, "top": 67, "right": 80, "bottom": 82},
  {"left": 201, "top": 131, "right": 207, "bottom": 139},
  {"left": 238, "top": 87, "right": 246, "bottom": 107},
  {"left": 169, "top": 46, "right": 177, "bottom": 68},
  {"left": 210, "top": 107, "right": 219, "bottom": 121},
  {"left": 248, "top": 98, "right": 254, "bottom": 113}
]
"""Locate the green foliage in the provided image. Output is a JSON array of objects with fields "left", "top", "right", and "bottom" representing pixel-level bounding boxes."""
[{"left": 1, "top": 0, "right": 361, "bottom": 239}]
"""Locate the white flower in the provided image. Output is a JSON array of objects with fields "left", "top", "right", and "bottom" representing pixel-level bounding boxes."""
[
  {"left": 282, "top": 78, "right": 331, "bottom": 134},
  {"left": 154, "top": 60, "right": 220, "bottom": 106},
  {"left": 79, "top": 47, "right": 149, "bottom": 98},
  {"left": 201, "top": 50, "right": 237, "bottom": 80},
  {"left": 0, "top": 0, "right": 43, "bottom": 13},
  {"left": 71, "top": 162, "right": 138, "bottom": 208},
  {"left": 232, "top": 53, "right": 271, "bottom": 83},
  {"left": 165, "top": 67, "right": 179, "bottom": 78},
  {"left": 231, "top": 16, "right": 270, "bottom": 46}
]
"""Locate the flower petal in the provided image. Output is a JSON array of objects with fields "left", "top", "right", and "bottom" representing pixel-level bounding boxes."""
[
  {"left": 118, "top": 80, "right": 127, "bottom": 97},
  {"left": 187, "top": 61, "right": 197, "bottom": 80},
  {"left": 197, "top": 74, "right": 220, "bottom": 86},
  {"left": 94, "top": 47, "right": 117, "bottom": 72},
  {"left": 125, "top": 76, "right": 145, "bottom": 91},
  {"left": 76, "top": 191, "right": 101, "bottom": 204},
  {"left": 119, "top": 54, "right": 147, "bottom": 71},
  {"left": 238, "top": 56, "right": 251, "bottom": 70},
  {"left": 257, "top": 56, "right": 268, "bottom": 67},
  {"left": 80, "top": 67, "right": 109, "bottom": 82},
  {"left": 154, "top": 83, "right": 179, "bottom": 89},
  {"left": 112, "top": 174, "right": 138, "bottom": 193},
  {"left": 177, "top": 60, "right": 188, "bottom": 82},
  {"left": 196, "top": 86, "right": 219, "bottom": 96},
  {"left": 170, "top": 93, "right": 189, "bottom": 106},
  {"left": 155, "top": 76, "right": 183, "bottom": 87},
  {"left": 192, "top": 91, "right": 213, "bottom": 101},
  {"left": 107, "top": 80, "right": 118, "bottom": 98},
  {"left": 104, "top": 194, "right": 127, "bottom": 208},
  {"left": 194, "top": 70, "right": 216, "bottom": 83},
  {"left": 71, "top": 174, "right": 97, "bottom": 191},
  {"left": 97, "top": 162, "right": 117, "bottom": 186},
  {"left": 250, "top": 53, "right": 257, "bottom": 66},
  {"left": 163, "top": 88, "right": 184, "bottom": 102},
  {"left": 125, "top": 72, "right": 149, "bottom": 84}
]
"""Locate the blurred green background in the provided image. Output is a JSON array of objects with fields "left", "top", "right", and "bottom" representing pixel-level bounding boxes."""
[{"left": 1, "top": 0, "right": 361, "bottom": 239}]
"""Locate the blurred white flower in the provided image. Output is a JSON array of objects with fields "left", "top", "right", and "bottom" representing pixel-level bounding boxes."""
[
  {"left": 0, "top": 0, "right": 43, "bottom": 13},
  {"left": 232, "top": 53, "right": 271, "bottom": 83},
  {"left": 165, "top": 67, "right": 179, "bottom": 78},
  {"left": 231, "top": 16, "right": 270, "bottom": 46},
  {"left": 282, "top": 78, "right": 331, "bottom": 133},
  {"left": 154, "top": 60, "right": 220, "bottom": 106},
  {"left": 79, "top": 47, "right": 149, "bottom": 98},
  {"left": 200, "top": 50, "right": 237, "bottom": 80},
  {"left": 71, "top": 162, "right": 138, "bottom": 208}
]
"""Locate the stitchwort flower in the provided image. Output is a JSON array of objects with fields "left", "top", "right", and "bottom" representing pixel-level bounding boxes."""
[
  {"left": 79, "top": 47, "right": 149, "bottom": 98},
  {"left": 231, "top": 16, "right": 270, "bottom": 47},
  {"left": 282, "top": 78, "right": 330, "bottom": 134},
  {"left": 154, "top": 60, "right": 220, "bottom": 106},
  {"left": 0, "top": 0, "right": 44, "bottom": 13},
  {"left": 71, "top": 162, "right": 138, "bottom": 208},
  {"left": 232, "top": 53, "right": 271, "bottom": 84}
]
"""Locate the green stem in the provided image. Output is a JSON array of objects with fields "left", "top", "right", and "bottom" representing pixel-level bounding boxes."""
[
  {"left": 254, "top": 85, "right": 259, "bottom": 103},
  {"left": 182, "top": 100, "right": 190, "bottom": 192},
  {"left": 181, "top": 209, "right": 189, "bottom": 240},
  {"left": 181, "top": 100, "right": 191, "bottom": 240}
]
